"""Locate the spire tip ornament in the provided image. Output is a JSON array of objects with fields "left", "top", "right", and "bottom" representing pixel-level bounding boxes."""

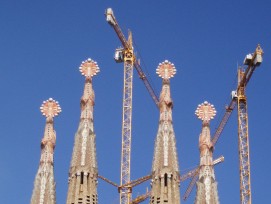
[
  {"left": 195, "top": 101, "right": 216, "bottom": 122},
  {"left": 79, "top": 58, "right": 100, "bottom": 78},
  {"left": 40, "top": 98, "right": 61, "bottom": 118},
  {"left": 156, "top": 60, "right": 176, "bottom": 79}
]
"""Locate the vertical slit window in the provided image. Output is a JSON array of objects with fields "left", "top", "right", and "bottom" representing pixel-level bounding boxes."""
[{"left": 80, "top": 172, "right": 84, "bottom": 184}]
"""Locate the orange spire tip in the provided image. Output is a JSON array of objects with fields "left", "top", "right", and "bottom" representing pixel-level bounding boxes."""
[
  {"left": 156, "top": 60, "right": 176, "bottom": 79},
  {"left": 79, "top": 58, "right": 100, "bottom": 78},
  {"left": 195, "top": 101, "right": 216, "bottom": 121},
  {"left": 40, "top": 98, "right": 61, "bottom": 118}
]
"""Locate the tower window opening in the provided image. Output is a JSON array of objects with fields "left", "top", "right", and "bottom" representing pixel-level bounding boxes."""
[
  {"left": 164, "top": 173, "right": 168, "bottom": 187},
  {"left": 80, "top": 172, "right": 84, "bottom": 184}
]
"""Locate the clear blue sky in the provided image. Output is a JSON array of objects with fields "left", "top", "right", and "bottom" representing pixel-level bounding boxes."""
[{"left": 0, "top": 1, "right": 270, "bottom": 203}]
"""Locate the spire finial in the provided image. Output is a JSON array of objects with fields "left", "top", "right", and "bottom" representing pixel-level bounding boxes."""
[
  {"left": 156, "top": 60, "right": 176, "bottom": 79},
  {"left": 40, "top": 98, "right": 61, "bottom": 118},
  {"left": 195, "top": 101, "right": 216, "bottom": 122},
  {"left": 79, "top": 58, "right": 100, "bottom": 79}
]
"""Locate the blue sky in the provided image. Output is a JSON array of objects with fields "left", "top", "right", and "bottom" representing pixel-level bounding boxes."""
[{"left": 0, "top": 1, "right": 270, "bottom": 203}]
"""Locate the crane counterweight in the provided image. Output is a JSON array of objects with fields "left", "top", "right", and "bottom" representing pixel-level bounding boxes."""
[{"left": 115, "top": 48, "right": 124, "bottom": 63}]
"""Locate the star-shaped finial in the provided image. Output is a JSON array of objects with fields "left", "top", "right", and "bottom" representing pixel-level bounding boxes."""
[
  {"left": 40, "top": 98, "right": 61, "bottom": 118},
  {"left": 79, "top": 58, "right": 100, "bottom": 78},
  {"left": 195, "top": 101, "right": 216, "bottom": 122},
  {"left": 156, "top": 60, "right": 176, "bottom": 79}
]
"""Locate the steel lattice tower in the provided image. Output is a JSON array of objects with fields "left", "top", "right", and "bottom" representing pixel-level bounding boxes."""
[
  {"left": 237, "top": 69, "right": 251, "bottom": 204},
  {"left": 119, "top": 33, "right": 134, "bottom": 204}
]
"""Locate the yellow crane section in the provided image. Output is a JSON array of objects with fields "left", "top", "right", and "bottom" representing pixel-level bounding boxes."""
[
  {"left": 236, "top": 45, "right": 263, "bottom": 204},
  {"left": 183, "top": 45, "right": 263, "bottom": 203},
  {"left": 105, "top": 8, "right": 159, "bottom": 204}
]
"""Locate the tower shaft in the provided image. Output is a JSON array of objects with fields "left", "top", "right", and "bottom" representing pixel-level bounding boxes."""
[
  {"left": 150, "top": 61, "right": 180, "bottom": 204},
  {"left": 194, "top": 101, "right": 219, "bottom": 204},
  {"left": 31, "top": 98, "right": 61, "bottom": 204},
  {"left": 237, "top": 69, "right": 251, "bottom": 204},
  {"left": 66, "top": 59, "right": 100, "bottom": 204},
  {"left": 194, "top": 123, "right": 220, "bottom": 204}
]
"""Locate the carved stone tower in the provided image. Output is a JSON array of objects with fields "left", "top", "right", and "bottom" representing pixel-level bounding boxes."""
[
  {"left": 194, "top": 101, "right": 220, "bottom": 204},
  {"left": 150, "top": 60, "right": 180, "bottom": 204},
  {"left": 66, "top": 58, "right": 100, "bottom": 204},
  {"left": 31, "top": 98, "right": 62, "bottom": 204}
]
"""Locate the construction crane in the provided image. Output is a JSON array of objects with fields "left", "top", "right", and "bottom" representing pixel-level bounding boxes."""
[
  {"left": 235, "top": 47, "right": 262, "bottom": 203},
  {"left": 183, "top": 45, "right": 263, "bottom": 203},
  {"left": 105, "top": 8, "right": 159, "bottom": 204}
]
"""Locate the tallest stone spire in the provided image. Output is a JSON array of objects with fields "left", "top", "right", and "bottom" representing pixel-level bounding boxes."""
[
  {"left": 66, "top": 58, "right": 100, "bottom": 204},
  {"left": 150, "top": 60, "right": 180, "bottom": 204}
]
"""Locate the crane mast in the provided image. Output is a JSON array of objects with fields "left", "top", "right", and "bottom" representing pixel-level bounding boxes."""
[
  {"left": 212, "top": 45, "right": 263, "bottom": 204},
  {"left": 119, "top": 32, "right": 134, "bottom": 204},
  {"left": 237, "top": 69, "right": 251, "bottom": 204},
  {"left": 234, "top": 45, "right": 263, "bottom": 204},
  {"left": 106, "top": 8, "right": 134, "bottom": 204},
  {"left": 105, "top": 8, "right": 159, "bottom": 204}
]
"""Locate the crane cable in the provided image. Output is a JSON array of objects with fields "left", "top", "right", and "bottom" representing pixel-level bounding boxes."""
[{"left": 133, "top": 38, "right": 158, "bottom": 98}]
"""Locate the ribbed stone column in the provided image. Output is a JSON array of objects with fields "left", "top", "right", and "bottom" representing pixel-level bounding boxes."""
[
  {"left": 30, "top": 98, "right": 61, "bottom": 204},
  {"left": 66, "top": 58, "right": 100, "bottom": 204},
  {"left": 150, "top": 60, "right": 180, "bottom": 204}
]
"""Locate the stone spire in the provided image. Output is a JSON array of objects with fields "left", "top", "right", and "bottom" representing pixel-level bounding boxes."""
[
  {"left": 31, "top": 98, "right": 62, "bottom": 204},
  {"left": 66, "top": 58, "right": 100, "bottom": 204},
  {"left": 150, "top": 60, "right": 180, "bottom": 204},
  {"left": 194, "top": 101, "right": 220, "bottom": 204}
]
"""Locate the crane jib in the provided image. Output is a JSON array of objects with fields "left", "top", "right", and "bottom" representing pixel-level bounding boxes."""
[{"left": 211, "top": 45, "right": 263, "bottom": 147}]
